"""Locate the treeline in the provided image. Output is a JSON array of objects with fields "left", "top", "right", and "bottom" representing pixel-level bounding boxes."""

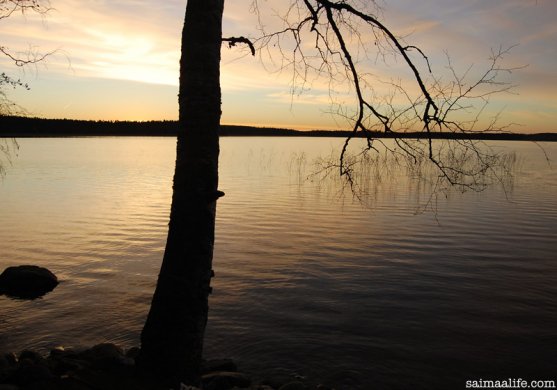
[
  {"left": 0, "top": 117, "right": 178, "bottom": 137},
  {"left": 0, "top": 116, "right": 300, "bottom": 137},
  {"left": 1, "top": 116, "right": 556, "bottom": 141}
]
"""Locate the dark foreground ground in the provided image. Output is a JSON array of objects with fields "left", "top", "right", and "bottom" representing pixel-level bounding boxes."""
[
  {"left": 0, "top": 267, "right": 329, "bottom": 390},
  {"left": 0, "top": 343, "right": 326, "bottom": 390},
  {"left": 1, "top": 116, "right": 556, "bottom": 141}
]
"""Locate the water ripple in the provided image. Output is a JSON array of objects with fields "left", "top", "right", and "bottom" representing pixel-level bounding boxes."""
[{"left": 1, "top": 138, "right": 556, "bottom": 389}]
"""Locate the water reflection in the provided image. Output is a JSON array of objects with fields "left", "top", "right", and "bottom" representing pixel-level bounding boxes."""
[
  {"left": 303, "top": 141, "right": 522, "bottom": 214},
  {"left": 0, "top": 137, "right": 556, "bottom": 389},
  {"left": 0, "top": 138, "right": 18, "bottom": 178}
]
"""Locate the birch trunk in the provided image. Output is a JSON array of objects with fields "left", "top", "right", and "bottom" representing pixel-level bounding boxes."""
[{"left": 138, "top": 0, "right": 224, "bottom": 386}]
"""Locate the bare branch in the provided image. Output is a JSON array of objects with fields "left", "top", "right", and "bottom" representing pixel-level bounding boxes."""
[
  {"left": 1, "top": 0, "right": 53, "bottom": 116},
  {"left": 222, "top": 36, "right": 256, "bottom": 56},
  {"left": 0, "top": 0, "right": 51, "bottom": 20},
  {"left": 1, "top": 0, "right": 52, "bottom": 176},
  {"left": 249, "top": 1, "right": 523, "bottom": 198}
]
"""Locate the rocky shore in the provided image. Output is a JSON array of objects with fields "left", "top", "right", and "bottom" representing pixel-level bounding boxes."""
[
  {"left": 0, "top": 343, "right": 335, "bottom": 390},
  {"left": 1, "top": 267, "right": 337, "bottom": 389}
]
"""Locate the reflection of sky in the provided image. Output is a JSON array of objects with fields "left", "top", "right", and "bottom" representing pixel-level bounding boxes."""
[{"left": 1, "top": 0, "right": 556, "bottom": 132}]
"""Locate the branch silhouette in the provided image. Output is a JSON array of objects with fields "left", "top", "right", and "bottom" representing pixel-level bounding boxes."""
[
  {"left": 222, "top": 36, "right": 256, "bottom": 56},
  {"left": 250, "top": 0, "right": 522, "bottom": 194}
]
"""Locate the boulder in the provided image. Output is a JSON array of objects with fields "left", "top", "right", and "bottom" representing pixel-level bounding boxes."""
[
  {"left": 18, "top": 351, "right": 45, "bottom": 366},
  {"left": 202, "top": 371, "right": 251, "bottom": 390},
  {"left": 2, "top": 354, "right": 17, "bottom": 367},
  {"left": 13, "top": 363, "right": 54, "bottom": 387},
  {"left": 278, "top": 382, "right": 306, "bottom": 390},
  {"left": 48, "top": 347, "right": 87, "bottom": 375},
  {"left": 0, "top": 265, "right": 58, "bottom": 299},
  {"left": 0, "top": 355, "right": 15, "bottom": 384},
  {"left": 124, "top": 347, "right": 140, "bottom": 360},
  {"left": 78, "top": 343, "right": 126, "bottom": 368},
  {"left": 0, "top": 385, "right": 19, "bottom": 390},
  {"left": 202, "top": 358, "right": 238, "bottom": 374}
]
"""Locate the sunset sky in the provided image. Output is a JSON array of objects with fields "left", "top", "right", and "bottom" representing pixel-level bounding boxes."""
[{"left": 2, "top": 0, "right": 556, "bottom": 132}]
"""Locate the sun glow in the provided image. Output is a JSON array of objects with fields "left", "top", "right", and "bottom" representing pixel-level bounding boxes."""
[
  {"left": 1, "top": 0, "right": 556, "bottom": 131},
  {"left": 79, "top": 28, "right": 179, "bottom": 86}
]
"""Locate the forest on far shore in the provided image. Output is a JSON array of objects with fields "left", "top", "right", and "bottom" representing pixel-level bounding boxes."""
[{"left": 1, "top": 116, "right": 556, "bottom": 141}]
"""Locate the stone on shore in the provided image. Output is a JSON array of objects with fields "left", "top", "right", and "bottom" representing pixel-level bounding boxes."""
[
  {"left": 0, "top": 344, "right": 333, "bottom": 390},
  {"left": 0, "top": 265, "right": 58, "bottom": 299},
  {"left": 0, "top": 384, "right": 19, "bottom": 390},
  {"left": 202, "top": 371, "right": 251, "bottom": 390},
  {"left": 278, "top": 381, "right": 306, "bottom": 390},
  {"left": 202, "top": 358, "right": 238, "bottom": 374}
]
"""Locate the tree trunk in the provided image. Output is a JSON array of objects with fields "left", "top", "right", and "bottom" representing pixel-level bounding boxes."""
[{"left": 137, "top": 0, "right": 224, "bottom": 387}]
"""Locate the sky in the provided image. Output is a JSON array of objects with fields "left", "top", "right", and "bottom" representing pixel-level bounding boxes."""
[{"left": 1, "top": 0, "right": 556, "bottom": 132}]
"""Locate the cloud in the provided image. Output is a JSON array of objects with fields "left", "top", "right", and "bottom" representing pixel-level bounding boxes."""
[
  {"left": 2, "top": 0, "right": 183, "bottom": 85},
  {"left": 2, "top": 0, "right": 557, "bottom": 131}
]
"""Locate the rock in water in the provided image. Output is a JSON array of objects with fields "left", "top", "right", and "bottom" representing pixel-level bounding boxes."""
[{"left": 0, "top": 265, "right": 58, "bottom": 299}]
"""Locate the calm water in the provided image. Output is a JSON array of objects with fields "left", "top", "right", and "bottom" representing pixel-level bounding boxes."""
[{"left": 1, "top": 137, "right": 556, "bottom": 389}]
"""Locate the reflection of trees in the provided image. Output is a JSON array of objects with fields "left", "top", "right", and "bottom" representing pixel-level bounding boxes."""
[
  {"left": 0, "top": 137, "right": 18, "bottom": 177},
  {"left": 308, "top": 142, "right": 519, "bottom": 215}
]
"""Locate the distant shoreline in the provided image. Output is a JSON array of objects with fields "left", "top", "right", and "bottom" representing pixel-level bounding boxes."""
[{"left": 1, "top": 116, "right": 556, "bottom": 141}]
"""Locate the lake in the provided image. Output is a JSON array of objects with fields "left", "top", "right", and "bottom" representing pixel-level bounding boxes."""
[{"left": 1, "top": 137, "right": 556, "bottom": 389}]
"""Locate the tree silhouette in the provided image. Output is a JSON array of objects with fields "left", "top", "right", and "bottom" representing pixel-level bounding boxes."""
[
  {"left": 251, "top": 0, "right": 519, "bottom": 193},
  {"left": 138, "top": 0, "right": 517, "bottom": 387},
  {"left": 1, "top": 0, "right": 52, "bottom": 176},
  {"left": 1, "top": 0, "right": 52, "bottom": 115},
  {"left": 137, "top": 0, "right": 225, "bottom": 387}
]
